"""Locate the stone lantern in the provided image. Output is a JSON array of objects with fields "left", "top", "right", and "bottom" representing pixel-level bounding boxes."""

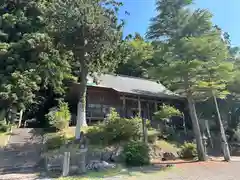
[{"left": 202, "top": 134, "right": 208, "bottom": 156}]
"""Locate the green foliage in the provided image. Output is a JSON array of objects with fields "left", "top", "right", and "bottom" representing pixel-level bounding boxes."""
[
  {"left": 146, "top": 0, "right": 229, "bottom": 100},
  {"left": 147, "top": 0, "right": 211, "bottom": 40},
  {"left": 45, "top": 134, "right": 66, "bottom": 150},
  {"left": 154, "top": 104, "right": 181, "bottom": 122},
  {"left": 86, "top": 126, "right": 105, "bottom": 145},
  {"left": 45, "top": 101, "right": 71, "bottom": 131},
  {"left": 146, "top": 119, "right": 151, "bottom": 129},
  {"left": 179, "top": 142, "right": 197, "bottom": 159},
  {"left": 86, "top": 109, "right": 142, "bottom": 145},
  {"left": 46, "top": 0, "right": 131, "bottom": 76},
  {"left": 0, "top": 121, "right": 10, "bottom": 133},
  {"left": 104, "top": 109, "right": 142, "bottom": 144},
  {"left": 122, "top": 141, "right": 150, "bottom": 166},
  {"left": 107, "top": 108, "right": 120, "bottom": 121},
  {"left": 116, "top": 33, "right": 154, "bottom": 77},
  {"left": 0, "top": 0, "right": 73, "bottom": 110}
]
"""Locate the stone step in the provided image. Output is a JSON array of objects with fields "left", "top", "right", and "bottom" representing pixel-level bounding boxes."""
[
  {"left": 0, "top": 128, "right": 43, "bottom": 173},
  {"left": 0, "top": 165, "right": 38, "bottom": 174}
]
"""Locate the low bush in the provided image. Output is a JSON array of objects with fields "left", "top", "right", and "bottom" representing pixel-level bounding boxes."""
[
  {"left": 103, "top": 108, "right": 142, "bottom": 144},
  {"left": 45, "top": 134, "right": 66, "bottom": 150},
  {"left": 122, "top": 141, "right": 150, "bottom": 166},
  {"left": 45, "top": 101, "right": 71, "bottom": 131},
  {"left": 179, "top": 142, "right": 197, "bottom": 159},
  {"left": 0, "top": 122, "right": 10, "bottom": 133},
  {"left": 86, "top": 126, "right": 106, "bottom": 145}
]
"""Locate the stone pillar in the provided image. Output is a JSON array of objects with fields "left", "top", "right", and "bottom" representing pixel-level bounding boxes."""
[
  {"left": 78, "top": 148, "right": 88, "bottom": 174},
  {"left": 62, "top": 152, "right": 70, "bottom": 177},
  {"left": 18, "top": 109, "right": 23, "bottom": 128}
]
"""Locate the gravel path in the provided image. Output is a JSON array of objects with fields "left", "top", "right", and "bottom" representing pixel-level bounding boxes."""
[{"left": 134, "top": 161, "right": 240, "bottom": 180}]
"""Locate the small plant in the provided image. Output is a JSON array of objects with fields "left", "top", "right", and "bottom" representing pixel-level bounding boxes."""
[
  {"left": 107, "top": 107, "right": 120, "bottom": 121},
  {"left": 179, "top": 142, "right": 197, "bottom": 159},
  {"left": 45, "top": 101, "right": 71, "bottom": 131},
  {"left": 122, "top": 141, "right": 150, "bottom": 166}
]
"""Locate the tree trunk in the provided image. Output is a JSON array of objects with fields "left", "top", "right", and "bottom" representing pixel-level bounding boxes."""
[
  {"left": 212, "top": 92, "right": 231, "bottom": 161},
  {"left": 75, "top": 69, "right": 88, "bottom": 139},
  {"left": 205, "top": 119, "right": 213, "bottom": 148},
  {"left": 182, "top": 112, "right": 187, "bottom": 135},
  {"left": 187, "top": 95, "right": 207, "bottom": 161}
]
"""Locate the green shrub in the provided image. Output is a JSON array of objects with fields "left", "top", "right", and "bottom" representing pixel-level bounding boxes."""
[
  {"left": 45, "top": 101, "right": 71, "bottom": 131},
  {"left": 85, "top": 109, "right": 142, "bottom": 145},
  {"left": 86, "top": 126, "right": 106, "bottom": 145},
  {"left": 0, "top": 122, "right": 10, "bottom": 133},
  {"left": 104, "top": 115, "right": 142, "bottom": 144},
  {"left": 122, "top": 141, "right": 150, "bottom": 166},
  {"left": 45, "top": 134, "right": 66, "bottom": 150},
  {"left": 179, "top": 142, "right": 197, "bottom": 159}
]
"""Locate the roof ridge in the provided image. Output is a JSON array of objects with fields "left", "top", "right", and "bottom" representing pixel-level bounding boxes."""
[{"left": 107, "top": 73, "right": 161, "bottom": 84}]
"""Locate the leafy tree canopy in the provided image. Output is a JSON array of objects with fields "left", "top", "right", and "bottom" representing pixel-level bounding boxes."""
[
  {"left": 154, "top": 104, "right": 181, "bottom": 122},
  {"left": 0, "top": 0, "right": 72, "bottom": 110}
]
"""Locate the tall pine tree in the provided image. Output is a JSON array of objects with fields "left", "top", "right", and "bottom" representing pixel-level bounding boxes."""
[{"left": 146, "top": 0, "right": 222, "bottom": 161}]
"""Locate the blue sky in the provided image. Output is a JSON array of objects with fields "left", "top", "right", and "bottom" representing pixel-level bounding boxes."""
[{"left": 119, "top": 0, "right": 240, "bottom": 46}]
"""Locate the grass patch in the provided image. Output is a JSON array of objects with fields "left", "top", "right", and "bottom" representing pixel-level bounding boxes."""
[
  {"left": 0, "top": 131, "right": 11, "bottom": 147},
  {"left": 56, "top": 164, "right": 175, "bottom": 180},
  {"left": 57, "top": 165, "right": 124, "bottom": 180},
  {"left": 63, "top": 127, "right": 89, "bottom": 139}
]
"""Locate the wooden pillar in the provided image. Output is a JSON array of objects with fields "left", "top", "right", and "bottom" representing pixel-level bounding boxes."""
[
  {"left": 89, "top": 111, "right": 92, "bottom": 124},
  {"left": 154, "top": 102, "right": 158, "bottom": 112},
  {"left": 138, "top": 96, "right": 141, "bottom": 117},
  {"left": 147, "top": 103, "right": 150, "bottom": 120},
  {"left": 122, "top": 96, "right": 126, "bottom": 117}
]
